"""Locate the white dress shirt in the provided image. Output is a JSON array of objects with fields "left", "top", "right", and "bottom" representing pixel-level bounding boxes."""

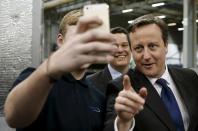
[{"left": 108, "top": 64, "right": 122, "bottom": 80}]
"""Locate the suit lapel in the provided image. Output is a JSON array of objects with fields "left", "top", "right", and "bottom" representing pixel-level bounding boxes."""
[
  {"left": 129, "top": 69, "right": 176, "bottom": 131},
  {"left": 95, "top": 66, "right": 112, "bottom": 94},
  {"left": 168, "top": 67, "right": 197, "bottom": 129},
  {"left": 101, "top": 66, "right": 112, "bottom": 86}
]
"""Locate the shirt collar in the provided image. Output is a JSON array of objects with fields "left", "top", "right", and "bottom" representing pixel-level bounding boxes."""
[
  {"left": 108, "top": 64, "right": 122, "bottom": 79},
  {"left": 63, "top": 73, "right": 88, "bottom": 87},
  {"left": 147, "top": 65, "right": 171, "bottom": 86}
]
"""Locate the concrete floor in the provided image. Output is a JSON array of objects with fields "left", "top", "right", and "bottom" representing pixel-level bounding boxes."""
[{"left": 0, "top": 117, "right": 15, "bottom": 131}]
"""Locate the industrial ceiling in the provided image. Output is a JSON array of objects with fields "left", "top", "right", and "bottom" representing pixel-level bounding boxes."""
[
  {"left": 43, "top": 0, "right": 195, "bottom": 28},
  {"left": 42, "top": 0, "right": 198, "bottom": 68}
]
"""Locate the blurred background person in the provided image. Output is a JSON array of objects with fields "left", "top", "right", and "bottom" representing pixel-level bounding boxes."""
[{"left": 87, "top": 26, "right": 132, "bottom": 94}]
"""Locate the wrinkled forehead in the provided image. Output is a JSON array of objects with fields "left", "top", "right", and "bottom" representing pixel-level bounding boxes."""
[{"left": 130, "top": 24, "right": 162, "bottom": 38}]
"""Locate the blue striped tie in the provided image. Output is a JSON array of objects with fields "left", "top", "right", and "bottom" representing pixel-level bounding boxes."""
[{"left": 156, "top": 78, "right": 185, "bottom": 131}]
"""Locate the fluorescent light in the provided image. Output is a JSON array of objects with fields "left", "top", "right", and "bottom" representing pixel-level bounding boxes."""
[
  {"left": 157, "top": 15, "right": 166, "bottom": 19},
  {"left": 122, "top": 9, "right": 133, "bottom": 13},
  {"left": 168, "top": 23, "right": 176, "bottom": 26},
  {"left": 196, "top": 19, "right": 198, "bottom": 23},
  {"left": 178, "top": 28, "right": 184, "bottom": 31},
  {"left": 128, "top": 20, "right": 134, "bottom": 24},
  {"left": 152, "top": 2, "right": 165, "bottom": 7}
]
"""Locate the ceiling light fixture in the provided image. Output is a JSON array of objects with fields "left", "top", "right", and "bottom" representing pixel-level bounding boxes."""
[
  {"left": 152, "top": 2, "right": 165, "bottom": 7},
  {"left": 122, "top": 9, "right": 133, "bottom": 13},
  {"left": 168, "top": 23, "right": 176, "bottom": 26},
  {"left": 157, "top": 15, "right": 166, "bottom": 19},
  {"left": 178, "top": 28, "right": 184, "bottom": 31},
  {"left": 128, "top": 20, "right": 134, "bottom": 24}
]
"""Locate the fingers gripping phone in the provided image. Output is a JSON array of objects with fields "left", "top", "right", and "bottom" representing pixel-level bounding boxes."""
[{"left": 83, "top": 3, "right": 110, "bottom": 33}]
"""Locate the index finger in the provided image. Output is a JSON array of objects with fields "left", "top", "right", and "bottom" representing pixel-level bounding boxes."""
[
  {"left": 74, "top": 29, "right": 115, "bottom": 45},
  {"left": 123, "top": 75, "right": 135, "bottom": 92}
]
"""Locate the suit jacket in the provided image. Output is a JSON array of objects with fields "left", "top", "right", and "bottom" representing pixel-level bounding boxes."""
[
  {"left": 87, "top": 66, "right": 112, "bottom": 95},
  {"left": 104, "top": 67, "right": 198, "bottom": 131}
]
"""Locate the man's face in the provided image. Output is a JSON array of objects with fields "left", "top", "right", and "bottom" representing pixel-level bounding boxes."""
[
  {"left": 110, "top": 33, "right": 131, "bottom": 69},
  {"left": 130, "top": 24, "right": 167, "bottom": 78}
]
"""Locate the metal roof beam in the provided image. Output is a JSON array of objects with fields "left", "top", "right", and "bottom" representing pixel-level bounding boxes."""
[{"left": 44, "top": 0, "right": 75, "bottom": 10}]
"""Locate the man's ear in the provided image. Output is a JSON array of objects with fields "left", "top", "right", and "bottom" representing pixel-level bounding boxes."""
[{"left": 56, "top": 33, "right": 64, "bottom": 48}]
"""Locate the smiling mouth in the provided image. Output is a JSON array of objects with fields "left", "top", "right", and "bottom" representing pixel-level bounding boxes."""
[
  {"left": 116, "top": 55, "right": 126, "bottom": 58},
  {"left": 115, "top": 55, "right": 126, "bottom": 60},
  {"left": 142, "top": 63, "right": 153, "bottom": 68}
]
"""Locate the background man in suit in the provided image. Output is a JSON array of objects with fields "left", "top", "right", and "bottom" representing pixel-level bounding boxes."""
[
  {"left": 104, "top": 14, "right": 198, "bottom": 131},
  {"left": 87, "top": 27, "right": 132, "bottom": 94}
]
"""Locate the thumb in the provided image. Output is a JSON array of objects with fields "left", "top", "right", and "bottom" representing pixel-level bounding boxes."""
[
  {"left": 139, "top": 87, "right": 147, "bottom": 99},
  {"left": 80, "top": 63, "right": 91, "bottom": 69},
  {"left": 123, "top": 75, "right": 134, "bottom": 92}
]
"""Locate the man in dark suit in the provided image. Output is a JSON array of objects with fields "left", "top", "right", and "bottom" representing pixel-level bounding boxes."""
[
  {"left": 104, "top": 14, "right": 198, "bottom": 131},
  {"left": 87, "top": 27, "right": 132, "bottom": 94}
]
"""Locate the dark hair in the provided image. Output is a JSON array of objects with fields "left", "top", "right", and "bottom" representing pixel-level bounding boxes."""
[
  {"left": 128, "top": 14, "right": 168, "bottom": 44},
  {"left": 111, "top": 27, "right": 131, "bottom": 50}
]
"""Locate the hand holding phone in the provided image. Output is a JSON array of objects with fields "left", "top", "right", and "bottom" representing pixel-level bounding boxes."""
[{"left": 83, "top": 3, "right": 110, "bottom": 33}]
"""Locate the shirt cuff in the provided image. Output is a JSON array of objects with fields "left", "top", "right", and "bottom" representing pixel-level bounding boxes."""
[{"left": 114, "top": 117, "right": 135, "bottom": 131}]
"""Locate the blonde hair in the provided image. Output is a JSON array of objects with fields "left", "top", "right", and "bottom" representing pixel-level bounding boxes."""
[{"left": 59, "top": 9, "right": 83, "bottom": 36}]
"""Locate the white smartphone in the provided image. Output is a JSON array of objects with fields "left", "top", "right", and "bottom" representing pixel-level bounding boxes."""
[{"left": 83, "top": 3, "right": 110, "bottom": 33}]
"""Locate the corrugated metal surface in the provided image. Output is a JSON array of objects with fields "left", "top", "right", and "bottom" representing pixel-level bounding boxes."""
[{"left": 0, "top": 0, "right": 33, "bottom": 115}]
